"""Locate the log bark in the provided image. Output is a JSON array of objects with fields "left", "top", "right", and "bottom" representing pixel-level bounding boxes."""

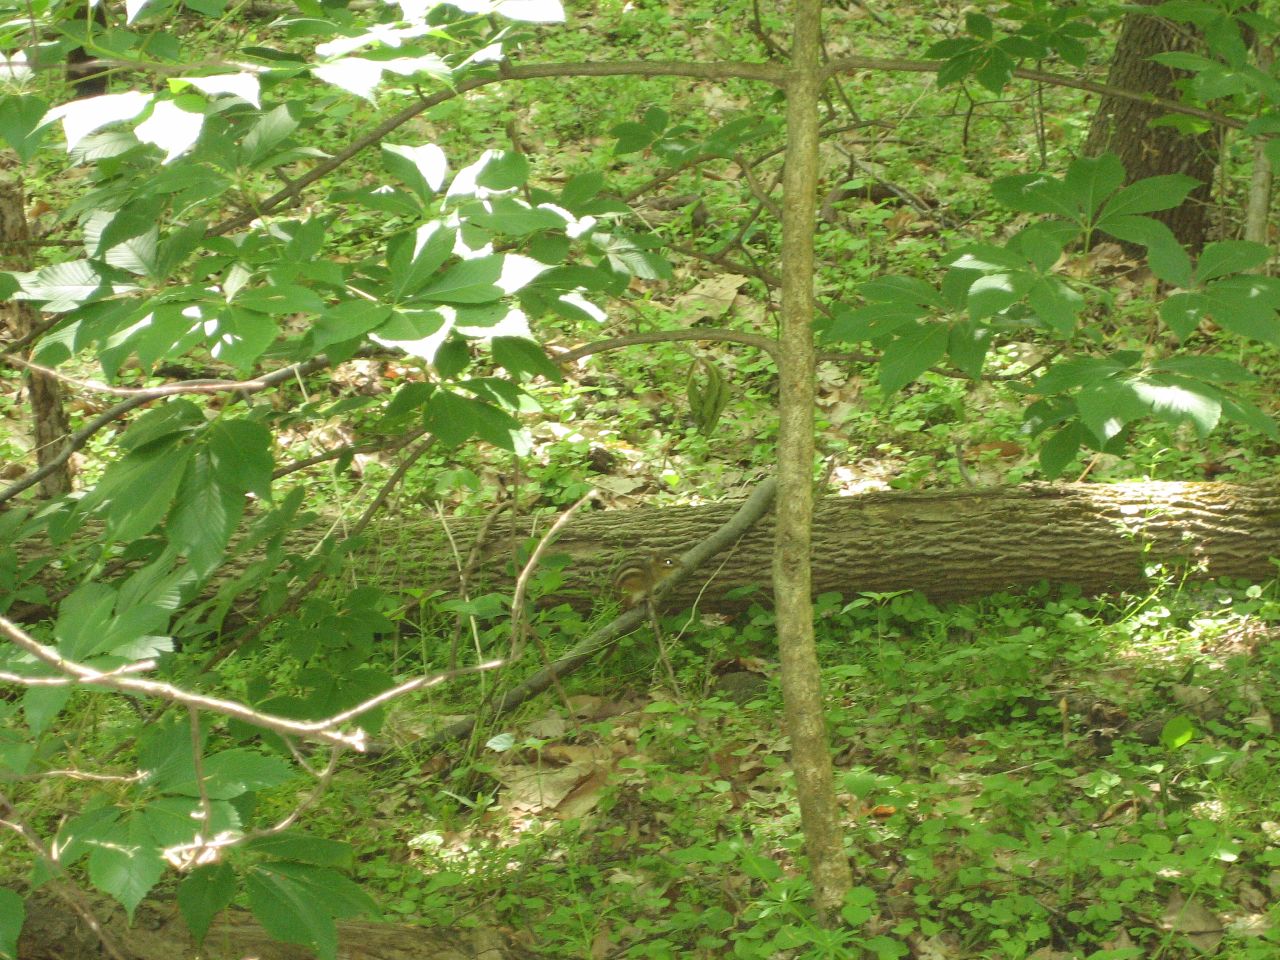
[
  {"left": 17, "top": 893, "right": 519, "bottom": 960},
  {"left": 10, "top": 481, "right": 1280, "bottom": 623},
  {"left": 384, "top": 481, "right": 1280, "bottom": 612}
]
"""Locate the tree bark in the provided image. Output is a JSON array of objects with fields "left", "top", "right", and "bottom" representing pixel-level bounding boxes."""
[
  {"left": 16, "top": 894, "right": 517, "bottom": 960},
  {"left": 775, "top": 0, "right": 852, "bottom": 921},
  {"left": 1083, "top": 0, "right": 1220, "bottom": 251},
  {"left": 0, "top": 177, "right": 72, "bottom": 497},
  {"left": 11, "top": 482, "right": 1280, "bottom": 624},
  {"left": 348, "top": 481, "right": 1280, "bottom": 612}
]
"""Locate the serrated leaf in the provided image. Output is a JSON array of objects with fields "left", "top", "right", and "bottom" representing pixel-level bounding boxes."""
[
  {"left": 247, "top": 863, "right": 376, "bottom": 960},
  {"left": 179, "top": 863, "right": 236, "bottom": 945},
  {"left": 0, "top": 886, "right": 24, "bottom": 960},
  {"left": 967, "top": 272, "right": 1031, "bottom": 320},
  {"left": 240, "top": 104, "right": 298, "bottom": 168},
  {"left": 859, "top": 275, "right": 944, "bottom": 307},
  {"left": 168, "top": 447, "right": 244, "bottom": 576},
  {"left": 420, "top": 255, "right": 505, "bottom": 304},
  {"left": 1150, "top": 355, "right": 1253, "bottom": 383},
  {"left": 1220, "top": 396, "right": 1280, "bottom": 440},
  {"left": 1131, "top": 375, "right": 1221, "bottom": 436},
  {"left": 313, "top": 301, "right": 393, "bottom": 351},
  {"left": 245, "top": 833, "right": 354, "bottom": 867},
  {"left": 1076, "top": 378, "right": 1149, "bottom": 444},
  {"left": 1064, "top": 154, "right": 1126, "bottom": 216},
  {"left": 946, "top": 320, "right": 991, "bottom": 379},
  {"left": 1038, "top": 422, "right": 1085, "bottom": 479},
  {"left": 0, "top": 94, "right": 50, "bottom": 161},
  {"left": 388, "top": 223, "right": 455, "bottom": 299},
  {"left": 1160, "top": 291, "right": 1211, "bottom": 340},
  {"left": 381, "top": 142, "right": 447, "bottom": 201},
  {"left": 879, "top": 323, "right": 948, "bottom": 394},
  {"left": 96, "top": 437, "right": 196, "bottom": 542},
  {"left": 88, "top": 813, "right": 166, "bottom": 920},
  {"left": 492, "top": 337, "right": 562, "bottom": 382},
  {"left": 823, "top": 303, "right": 924, "bottom": 343},
  {"left": 1195, "top": 240, "right": 1271, "bottom": 283},
  {"left": 1101, "top": 215, "right": 1192, "bottom": 286},
  {"left": 1100, "top": 174, "right": 1200, "bottom": 218},
  {"left": 197, "top": 749, "right": 294, "bottom": 799},
  {"left": 1027, "top": 277, "right": 1084, "bottom": 336},
  {"left": 991, "top": 172, "right": 1078, "bottom": 218}
]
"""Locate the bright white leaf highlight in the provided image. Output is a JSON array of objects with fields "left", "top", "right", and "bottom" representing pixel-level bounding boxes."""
[
  {"left": 451, "top": 0, "right": 564, "bottom": 22},
  {"left": 178, "top": 73, "right": 262, "bottom": 108},
  {"left": 126, "top": 0, "right": 152, "bottom": 22},
  {"left": 135, "top": 101, "right": 204, "bottom": 163},
  {"left": 384, "top": 142, "right": 448, "bottom": 193},
  {"left": 45, "top": 92, "right": 151, "bottom": 151},
  {"left": 497, "top": 255, "right": 548, "bottom": 294},
  {"left": 1133, "top": 381, "right": 1222, "bottom": 436}
]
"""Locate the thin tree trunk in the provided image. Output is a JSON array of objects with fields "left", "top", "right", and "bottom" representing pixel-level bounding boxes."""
[
  {"left": 1245, "top": 42, "right": 1273, "bottom": 262},
  {"left": 0, "top": 178, "right": 72, "bottom": 497},
  {"left": 776, "top": 0, "right": 852, "bottom": 921}
]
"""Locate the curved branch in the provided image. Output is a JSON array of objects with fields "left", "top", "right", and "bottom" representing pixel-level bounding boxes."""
[
  {"left": 823, "top": 55, "right": 1241, "bottom": 131},
  {"left": 0, "top": 358, "right": 329, "bottom": 507}
]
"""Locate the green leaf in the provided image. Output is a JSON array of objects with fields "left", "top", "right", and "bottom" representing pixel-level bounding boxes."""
[
  {"left": 1132, "top": 375, "right": 1221, "bottom": 436},
  {"left": 879, "top": 323, "right": 948, "bottom": 394},
  {"left": 1160, "top": 291, "right": 1211, "bottom": 340},
  {"left": 991, "top": 172, "right": 1078, "bottom": 218},
  {"left": 23, "top": 686, "right": 71, "bottom": 738},
  {"left": 208, "top": 308, "right": 280, "bottom": 370},
  {"left": 241, "top": 104, "right": 299, "bottom": 168},
  {"left": 1220, "top": 396, "right": 1280, "bottom": 440},
  {"left": 420, "top": 255, "right": 505, "bottom": 304},
  {"left": 54, "top": 583, "right": 119, "bottom": 662},
  {"left": 245, "top": 833, "right": 354, "bottom": 867},
  {"left": 823, "top": 303, "right": 925, "bottom": 343},
  {"left": 858, "top": 275, "right": 945, "bottom": 307},
  {"left": 1194, "top": 240, "right": 1271, "bottom": 282},
  {"left": 946, "top": 320, "right": 991, "bottom": 379},
  {"left": 1033, "top": 355, "right": 1128, "bottom": 394},
  {"left": 312, "top": 301, "right": 393, "bottom": 350},
  {"left": 88, "top": 812, "right": 167, "bottom": 920},
  {"left": 967, "top": 272, "right": 1031, "bottom": 320},
  {"left": 1076, "top": 378, "right": 1149, "bottom": 444},
  {"left": 1150, "top": 355, "right": 1253, "bottom": 383},
  {"left": 197, "top": 749, "right": 294, "bottom": 799},
  {"left": 1027, "top": 277, "right": 1084, "bottom": 336},
  {"left": 247, "top": 863, "right": 376, "bottom": 960},
  {"left": 94, "top": 437, "right": 196, "bottom": 542},
  {"left": 14, "top": 260, "right": 112, "bottom": 312},
  {"left": 388, "top": 223, "right": 455, "bottom": 299},
  {"left": 492, "top": 337, "right": 563, "bottom": 382},
  {"left": 1100, "top": 215, "right": 1192, "bottom": 286},
  {"left": 168, "top": 446, "right": 246, "bottom": 576},
  {"left": 475, "top": 150, "right": 530, "bottom": 191},
  {"left": 0, "top": 886, "right": 23, "bottom": 960},
  {"left": 1038, "top": 422, "right": 1085, "bottom": 479},
  {"left": 178, "top": 863, "right": 236, "bottom": 945},
  {"left": 1160, "top": 715, "right": 1195, "bottom": 750},
  {"left": 381, "top": 142, "right": 447, "bottom": 201},
  {"left": 1064, "top": 154, "right": 1125, "bottom": 217},
  {"left": 0, "top": 95, "right": 50, "bottom": 161},
  {"left": 1098, "top": 174, "right": 1198, "bottom": 219}
]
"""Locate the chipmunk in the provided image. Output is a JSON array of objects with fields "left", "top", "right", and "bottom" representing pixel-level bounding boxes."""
[{"left": 613, "top": 553, "right": 677, "bottom": 608}]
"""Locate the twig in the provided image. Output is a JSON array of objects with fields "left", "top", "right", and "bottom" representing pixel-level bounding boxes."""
[{"left": 427, "top": 476, "right": 779, "bottom": 747}]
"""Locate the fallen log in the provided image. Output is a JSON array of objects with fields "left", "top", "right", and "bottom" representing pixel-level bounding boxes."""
[{"left": 376, "top": 481, "right": 1280, "bottom": 611}]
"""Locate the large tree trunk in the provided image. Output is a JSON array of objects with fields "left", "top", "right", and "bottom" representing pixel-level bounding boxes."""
[{"left": 1084, "top": 0, "right": 1220, "bottom": 251}]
